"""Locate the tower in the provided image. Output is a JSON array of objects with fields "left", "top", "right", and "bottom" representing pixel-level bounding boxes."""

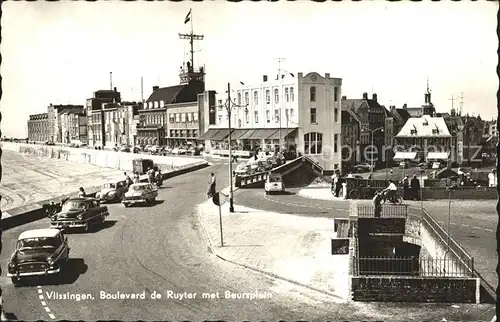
[
  {"left": 424, "top": 78, "right": 431, "bottom": 104},
  {"left": 178, "top": 9, "right": 205, "bottom": 85}
]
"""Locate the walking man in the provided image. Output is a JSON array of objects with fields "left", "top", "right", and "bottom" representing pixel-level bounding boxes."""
[
  {"left": 207, "top": 173, "right": 216, "bottom": 198},
  {"left": 410, "top": 174, "right": 421, "bottom": 200}
]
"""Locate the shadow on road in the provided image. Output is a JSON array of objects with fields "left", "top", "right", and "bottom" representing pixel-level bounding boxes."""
[
  {"left": 90, "top": 220, "right": 117, "bottom": 232},
  {"left": 13, "top": 258, "right": 88, "bottom": 287}
]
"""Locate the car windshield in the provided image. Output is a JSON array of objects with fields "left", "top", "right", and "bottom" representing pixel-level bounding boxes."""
[
  {"left": 62, "top": 200, "right": 87, "bottom": 212},
  {"left": 269, "top": 176, "right": 282, "bottom": 183},
  {"left": 103, "top": 183, "right": 116, "bottom": 189},
  {"left": 17, "top": 237, "right": 59, "bottom": 250},
  {"left": 132, "top": 185, "right": 146, "bottom": 191}
]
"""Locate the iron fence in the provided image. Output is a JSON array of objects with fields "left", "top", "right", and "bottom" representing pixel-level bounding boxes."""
[
  {"left": 357, "top": 204, "right": 408, "bottom": 218},
  {"left": 353, "top": 256, "right": 475, "bottom": 277}
]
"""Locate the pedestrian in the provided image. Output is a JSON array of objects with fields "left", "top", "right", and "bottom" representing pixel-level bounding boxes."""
[
  {"left": 331, "top": 171, "right": 338, "bottom": 196},
  {"left": 207, "top": 173, "right": 216, "bottom": 198},
  {"left": 133, "top": 172, "right": 140, "bottom": 184},
  {"left": 488, "top": 169, "right": 497, "bottom": 187},
  {"left": 147, "top": 167, "right": 155, "bottom": 184},
  {"left": 410, "top": 174, "right": 421, "bottom": 200},
  {"left": 78, "top": 187, "right": 86, "bottom": 198},
  {"left": 373, "top": 191, "right": 383, "bottom": 218},
  {"left": 402, "top": 176, "right": 410, "bottom": 200},
  {"left": 124, "top": 172, "right": 133, "bottom": 187}
]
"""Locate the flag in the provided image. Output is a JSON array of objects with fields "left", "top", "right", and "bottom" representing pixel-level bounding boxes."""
[
  {"left": 184, "top": 9, "right": 191, "bottom": 24},
  {"left": 240, "top": 81, "right": 245, "bottom": 85}
]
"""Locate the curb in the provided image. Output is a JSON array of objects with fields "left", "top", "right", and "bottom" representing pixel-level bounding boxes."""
[
  {"left": 297, "top": 190, "right": 348, "bottom": 202},
  {"left": 195, "top": 189, "right": 344, "bottom": 300}
]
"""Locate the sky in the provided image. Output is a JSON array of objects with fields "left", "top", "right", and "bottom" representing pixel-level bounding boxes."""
[{"left": 1, "top": 1, "right": 498, "bottom": 138}]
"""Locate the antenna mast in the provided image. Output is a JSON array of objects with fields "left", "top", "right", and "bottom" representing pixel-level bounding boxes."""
[
  {"left": 110, "top": 72, "right": 113, "bottom": 90},
  {"left": 459, "top": 92, "right": 464, "bottom": 116},
  {"left": 273, "top": 58, "right": 286, "bottom": 80},
  {"left": 448, "top": 94, "right": 456, "bottom": 111},
  {"left": 141, "top": 76, "right": 144, "bottom": 103},
  {"left": 179, "top": 9, "right": 205, "bottom": 84}
]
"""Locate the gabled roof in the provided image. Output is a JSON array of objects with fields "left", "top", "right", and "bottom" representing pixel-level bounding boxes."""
[
  {"left": 395, "top": 108, "right": 411, "bottom": 122},
  {"left": 19, "top": 229, "right": 60, "bottom": 240},
  {"left": 396, "top": 116, "right": 451, "bottom": 137}
]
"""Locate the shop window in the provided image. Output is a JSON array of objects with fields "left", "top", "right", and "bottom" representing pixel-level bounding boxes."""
[{"left": 304, "top": 132, "right": 323, "bottom": 154}]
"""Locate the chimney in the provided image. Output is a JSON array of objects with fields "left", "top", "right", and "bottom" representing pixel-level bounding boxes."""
[
  {"left": 403, "top": 103, "right": 407, "bottom": 109},
  {"left": 263, "top": 75, "right": 268, "bottom": 82},
  {"left": 372, "top": 93, "right": 377, "bottom": 101},
  {"left": 341, "top": 96, "right": 347, "bottom": 100},
  {"left": 153, "top": 86, "right": 159, "bottom": 92},
  {"left": 281, "top": 74, "right": 285, "bottom": 79},
  {"left": 390, "top": 105, "right": 396, "bottom": 111},
  {"left": 114, "top": 87, "right": 117, "bottom": 92},
  {"left": 362, "top": 92, "right": 368, "bottom": 100}
]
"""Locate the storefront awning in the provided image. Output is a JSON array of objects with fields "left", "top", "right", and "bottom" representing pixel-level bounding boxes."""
[
  {"left": 427, "top": 152, "right": 449, "bottom": 160},
  {"left": 393, "top": 152, "right": 418, "bottom": 160},
  {"left": 199, "top": 129, "right": 220, "bottom": 140},
  {"left": 267, "top": 128, "right": 298, "bottom": 140},
  {"left": 211, "top": 129, "right": 232, "bottom": 141},
  {"left": 238, "top": 129, "right": 258, "bottom": 140},
  {"left": 251, "top": 129, "right": 280, "bottom": 139},
  {"left": 230, "top": 129, "right": 251, "bottom": 140}
]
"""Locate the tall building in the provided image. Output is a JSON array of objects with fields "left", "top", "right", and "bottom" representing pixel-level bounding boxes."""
[
  {"left": 341, "top": 109, "right": 361, "bottom": 169},
  {"left": 27, "top": 113, "right": 50, "bottom": 143},
  {"left": 46, "top": 104, "right": 85, "bottom": 143},
  {"left": 92, "top": 101, "right": 141, "bottom": 148},
  {"left": 201, "top": 72, "right": 342, "bottom": 171},
  {"left": 86, "top": 88, "right": 122, "bottom": 147}
]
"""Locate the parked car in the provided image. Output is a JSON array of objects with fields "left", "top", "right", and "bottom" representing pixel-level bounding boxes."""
[
  {"left": 120, "top": 145, "right": 131, "bottom": 152},
  {"left": 265, "top": 173, "right": 285, "bottom": 195},
  {"left": 49, "top": 198, "right": 109, "bottom": 232},
  {"left": 235, "top": 164, "right": 254, "bottom": 176},
  {"left": 122, "top": 183, "right": 158, "bottom": 207},
  {"left": 7, "top": 228, "right": 70, "bottom": 285},
  {"left": 160, "top": 147, "right": 172, "bottom": 155},
  {"left": 96, "top": 180, "right": 129, "bottom": 203}
]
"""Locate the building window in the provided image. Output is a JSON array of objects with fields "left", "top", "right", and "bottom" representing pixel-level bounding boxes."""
[
  {"left": 290, "top": 87, "right": 295, "bottom": 102},
  {"left": 334, "top": 134, "right": 338, "bottom": 153},
  {"left": 244, "top": 92, "right": 249, "bottom": 106},
  {"left": 160, "top": 101, "right": 165, "bottom": 108},
  {"left": 334, "top": 163, "right": 338, "bottom": 170},
  {"left": 285, "top": 88, "right": 289, "bottom": 102},
  {"left": 334, "top": 108, "right": 338, "bottom": 122},
  {"left": 333, "top": 87, "right": 338, "bottom": 102},
  {"left": 310, "top": 86, "right": 316, "bottom": 102},
  {"left": 304, "top": 132, "right": 323, "bottom": 154},
  {"left": 238, "top": 92, "right": 242, "bottom": 106},
  {"left": 254, "top": 111, "right": 259, "bottom": 123},
  {"left": 175, "top": 114, "right": 180, "bottom": 123},
  {"left": 310, "top": 108, "right": 317, "bottom": 124},
  {"left": 245, "top": 109, "right": 249, "bottom": 123},
  {"left": 274, "top": 109, "right": 280, "bottom": 123},
  {"left": 266, "top": 110, "right": 270, "bottom": 123},
  {"left": 187, "top": 113, "right": 191, "bottom": 122},
  {"left": 266, "top": 90, "right": 270, "bottom": 104},
  {"left": 274, "top": 89, "right": 279, "bottom": 104},
  {"left": 181, "top": 113, "right": 186, "bottom": 122},
  {"left": 290, "top": 108, "right": 294, "bottom": 119},
  {"left": 285, "top": 109, "right": 289, "bottom": 121},
  {"left": 193, "top": 112, "right": 198, "bottom": 121},
  {"left": 254, "top": 91, "right": 258, "bottom": 105}
]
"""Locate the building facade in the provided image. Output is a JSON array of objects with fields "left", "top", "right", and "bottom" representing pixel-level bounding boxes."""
[
  {"left": 58, "top": 106, "right": 86, "bottom": 144},
  {"left": 201, "top": 72, "right": 342, "bottom": 171},
  {"left": 341, "top": 109, "right": 361, "bottom": 169},
  {"left": 86, "top": 88, "right": 122, "bottom": 147},
  {"left": 27, "top": 113, "right": 50, "bottom": 143}
]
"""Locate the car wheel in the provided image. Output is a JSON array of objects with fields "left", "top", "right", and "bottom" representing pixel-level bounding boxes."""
[
  {"left": 124, "top": 203, "right": 130, "bottom": 208},
  {"left": 83, "top": 222, "right": 89, "bottom": 232},
  {"left": 11, "top": 277, "right": 20, "bottom": 285}
]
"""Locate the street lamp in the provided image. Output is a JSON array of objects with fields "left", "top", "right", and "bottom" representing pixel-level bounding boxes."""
[
  {"left": 361, "top": 126, "right": 384, "bottom": 179},
  {"left": 219, "top": 82, "right": 248, "bottom": 213}
]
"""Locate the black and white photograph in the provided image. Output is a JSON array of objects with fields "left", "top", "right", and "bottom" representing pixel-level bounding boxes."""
[{"left": 0, "top": 1, "right": 498, "bottom": 321}]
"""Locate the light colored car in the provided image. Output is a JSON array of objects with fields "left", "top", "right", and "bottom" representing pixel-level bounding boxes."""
[
  {"left": 265, "top": 173, "right": 285, "bottom": 195},
  {"left": 235, "top": 164, "right": 254, "bottom": 176},
  {"left": 96, "top": 180, "right": 128, "bottom": 203},
  {"left": 122, "top": 183, "right": 158, "bottom": 207}
]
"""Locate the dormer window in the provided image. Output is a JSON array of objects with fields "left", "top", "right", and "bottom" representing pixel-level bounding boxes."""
[
  {"left": 159, "top": 101, "right": 164, "bottom": 108},
  {"left": 154, "top": 101, "right": 158, "bottom": 108},
  {"left": 410, "top": 129, "right": 417, "bottom": 135},
  {"left": 432, "top": 129, "right": 439, "bottom": 134}
]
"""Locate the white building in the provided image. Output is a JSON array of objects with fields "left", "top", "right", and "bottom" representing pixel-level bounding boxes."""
[{"left": 202, "top": 72, "right": 342, "bottom": 171}]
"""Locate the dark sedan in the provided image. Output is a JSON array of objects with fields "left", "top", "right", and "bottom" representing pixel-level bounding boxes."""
[{"left": 49, "top": 198, "right": 109, "bottom": 232}]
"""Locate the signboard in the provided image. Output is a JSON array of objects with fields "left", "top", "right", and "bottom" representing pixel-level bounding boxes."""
[
  {"left": 212, "top": 150, "right": 251, "bottom": 157},
  {"left": 212, "top": 192, "right": 227, "bottom": 206}
]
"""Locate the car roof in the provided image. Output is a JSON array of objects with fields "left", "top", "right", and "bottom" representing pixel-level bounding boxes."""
[
  {"left": 19, "top": 229, "right": 60, "bottom": 240},
  {"left": 131, "top": 183, "right": 149, "bottom": 186}
]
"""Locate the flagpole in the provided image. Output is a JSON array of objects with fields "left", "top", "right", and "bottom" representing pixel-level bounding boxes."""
[{"left": 190, "top": 8, "right": 193, "bottom": 35}]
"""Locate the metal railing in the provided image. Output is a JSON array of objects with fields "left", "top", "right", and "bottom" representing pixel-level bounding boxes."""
[
  {"left": 352, "top": 256, "right": 475, "bottom": 277},
  {"left": 235, "top": 156, "right": 303, "bottom": 188},
  {"left": 357, "top": 204, "right": 408, "bottom": 218}
]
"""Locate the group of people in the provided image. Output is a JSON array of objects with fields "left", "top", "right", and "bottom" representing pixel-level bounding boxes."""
[
  {"left": 401, "top": 175, "right": 421, "bottom": 200},
  {"left": 146, "top": 168, "right": 163, "bottom": 187}
]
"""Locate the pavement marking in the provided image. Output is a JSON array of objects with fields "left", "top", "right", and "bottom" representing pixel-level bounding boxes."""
[{"left": 37, "top": 285, "right": 56, "bottom": 320}]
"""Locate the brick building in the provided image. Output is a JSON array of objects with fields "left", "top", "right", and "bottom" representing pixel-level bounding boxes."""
[{"left": 86, "top": 88, "right": 122, "bottom": 147}]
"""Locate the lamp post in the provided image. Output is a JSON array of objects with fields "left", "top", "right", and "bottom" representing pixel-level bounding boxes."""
[
  {"left": 219, "top": 82, "right": 248, "bottom": 213},
  {"left": 361, "top": 126, "right": 384, "bottom": 179}
]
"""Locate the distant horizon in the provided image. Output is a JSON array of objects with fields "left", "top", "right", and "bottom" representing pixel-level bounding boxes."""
[{"left": 1, "top": 1, "right": 498, "bottom": 137}]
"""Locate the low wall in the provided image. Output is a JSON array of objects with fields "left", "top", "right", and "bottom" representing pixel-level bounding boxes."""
[
  {"left": 422, "top": 187, "right": 497, "bottom": 200},
  {"left": 0, "top": 162, "right": 208, "bottom": 231},
  {"left": 351, "top": 276, "right": 479, "bottom": 303},
  {"left": 2, "top": 142, "right": 204, "bottom": 172}
]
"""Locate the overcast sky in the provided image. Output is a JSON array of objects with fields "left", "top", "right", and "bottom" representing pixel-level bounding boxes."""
[{"left": 1, "top": 1, "right": 497, "bottom": 138}]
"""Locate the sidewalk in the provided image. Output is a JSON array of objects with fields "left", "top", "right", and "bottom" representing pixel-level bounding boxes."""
[
  {"left": 298, "top": 186, "right": 347, "bottom": 201},
  {"left": 197, "top": 191, "right": 350, "bottom": 301}
]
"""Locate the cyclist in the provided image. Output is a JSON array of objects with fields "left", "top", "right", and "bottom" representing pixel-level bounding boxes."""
[{"left": 382, "top": 180, "right": 398, "bottom": 203}]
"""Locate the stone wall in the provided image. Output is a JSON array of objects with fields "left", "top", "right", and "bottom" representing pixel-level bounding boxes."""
[{"left": 2, "top": 142, "right": 203, "bottom": 172}]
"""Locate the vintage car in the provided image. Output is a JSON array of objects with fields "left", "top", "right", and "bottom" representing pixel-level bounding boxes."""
[
  {"left": 96, "top": 180, "right": 128, "bottom": 203},
  {"left": 234, "top": 164, "right": 255, "bottom": 176},
  {"left": 49, "top": 198, "right": 109, "bottom": 232},
  {"left": 7, "top": 228, "right": 70, "bottom": 285},
  {"left": 264, "top": 173, "right": 285, "bottom": 195},
  {"left": 122, "top": 183, "right": 158, "bottom": 207}
]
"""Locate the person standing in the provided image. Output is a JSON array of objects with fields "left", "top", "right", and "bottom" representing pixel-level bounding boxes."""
[
  {"left": 124, "top": 172, "right": 133, "bottom": 188},
  {"left": 488, "top": 169, "right": 497, "bottom": 187},
  {"left": 410, "top": 174, "right": 421, "bottom": 200},
  {"left": 147, "top": 167, "right": 155, "bottom": 184},
  {"left": 133, "top": 172, "right": 140, "bottom": 184},
  {"left": 207, "top": 173, "right": 216, "bottom": 198},
  {"left": 402, "top": 176, "right": 410, "bottom": 200},
  {"left": 331, "top": 171, "right": 338, "bottom": 196},
  {"left": 373, "top": 191, "right": 383, "bottom": 217},
  {"left": 78, "top": 187, "right": 86, "bottom": 198}
]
